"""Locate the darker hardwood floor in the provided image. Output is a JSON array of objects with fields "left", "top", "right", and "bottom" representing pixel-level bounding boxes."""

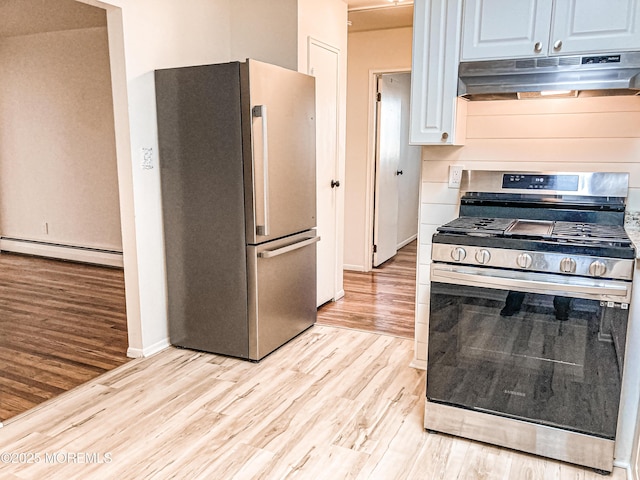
[
  {"left": 0, "top": 252, "right": 129, "bottom": 422},
  {"left": 317, "top": 240, "right": 417, "bottom": 338}
]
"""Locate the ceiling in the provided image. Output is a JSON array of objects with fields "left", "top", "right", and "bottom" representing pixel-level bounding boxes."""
[{"left": 346, "top": 0, "right": 414, "bottom": 33}]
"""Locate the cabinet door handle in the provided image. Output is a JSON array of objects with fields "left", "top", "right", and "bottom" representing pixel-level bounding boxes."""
[
  {"left": 441, "top": 132, "right": 449, "bottom": 141},
  {"left": 331, "top": 179, "right": 340, "bottom": 188},
  {"left": 534, "top": 41, "right": 543, "bottom": 53},
  {"left": 553, "top": 40, "right": 563, "bottom": 51}
]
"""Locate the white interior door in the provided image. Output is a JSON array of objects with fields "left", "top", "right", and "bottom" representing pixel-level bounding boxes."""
[
  {"left": 309, "top": 39, "right": 340, "bottom": 306},
  {"left": 372, "top": 72, "right": 420, "bottom": 267},
  {"left": 395, "top": 73, "right": 421, "bottom": 248},
  {"left": 372, "top": 74, "right": 401, "bottom": 266}
]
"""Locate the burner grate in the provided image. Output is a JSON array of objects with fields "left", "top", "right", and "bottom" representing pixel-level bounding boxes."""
[
  {"left": 437, "top": 217, "right": 515, "bottom": 235},
  {"left": 551, "top": 222, "right": 631, "bottom": 245}
]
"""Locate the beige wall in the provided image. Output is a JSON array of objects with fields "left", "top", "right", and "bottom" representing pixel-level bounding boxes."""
[
  {"left": 344, "top": 26, "right": 413, "bottom": 270},
  {"left": 415, "top": 95, "right": 640, "bottom": 463},
  {"left": 0, "top": 26, "right": 121, "bottom": 250}
]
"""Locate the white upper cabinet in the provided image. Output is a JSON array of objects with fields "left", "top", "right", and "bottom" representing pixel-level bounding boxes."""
[
  {"left": 461, "top": 0, "right": 553, "bottom": 61},
  {"left": 461, "top": 0, "right": 640, "bottom": 61},
  {"left": 551, "top": 0, "right": 640, "bottom": 55},
  {"left": 410, "top": 0, "right": 466, "bottom": 145}
]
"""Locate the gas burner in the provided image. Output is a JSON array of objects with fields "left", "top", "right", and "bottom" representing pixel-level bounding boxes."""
[{"left": 552, "top": 222, "right": 631, "bottom": 245}]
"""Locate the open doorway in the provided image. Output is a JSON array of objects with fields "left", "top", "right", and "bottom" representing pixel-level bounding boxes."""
[
  {"left": 317, "top": 71, "right": 420, "bottom": 339},
  {"left": 0, "top": 0, "right": 130, "bottom": 422},
  {"left": 372, "top": 71, "right": 421, "bottom": 268}
]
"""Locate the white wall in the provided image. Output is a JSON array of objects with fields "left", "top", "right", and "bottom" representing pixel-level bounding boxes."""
[
  {"left": 298, "top": 0, "right": 348, "bottom": 299},
  {"left": 0, "top": 27, "right": 121, "bottom": 251},
  {"left": 75, "top": 0, "right": 347, "bottom": 357},
  {"left": 415, "top": 94, "right": 640, "bottom": 465},
  {"left": 344, "top": 27, "right": 413, "bottom": 271},
  {"left": 230, "top": 0, "right": 298, "bottom": 69},
  {"left": 298, "top": 0, "right": 348, "bottom": 72},
  {"left": 74, "top": 0, "right": 233, "bottom": 357}
]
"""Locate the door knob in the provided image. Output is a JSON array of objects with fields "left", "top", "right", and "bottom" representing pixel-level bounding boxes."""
[
  {"left": 396, "top": 170, "right": 403, "bottom": 176},
  {"left": 331, "top": 179, "right": 340, "bottom": 188}
]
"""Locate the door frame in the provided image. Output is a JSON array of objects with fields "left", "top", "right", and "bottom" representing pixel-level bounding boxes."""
[{"left": 364, "top": 67, "right": 411, "bottom": 272}]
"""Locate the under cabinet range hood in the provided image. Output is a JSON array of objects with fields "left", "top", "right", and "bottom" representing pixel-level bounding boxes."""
[{"left": 458, "top": 52, "right": 640, "bottom": 100}]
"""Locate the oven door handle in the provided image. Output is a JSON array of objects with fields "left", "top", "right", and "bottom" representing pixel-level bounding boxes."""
[{"left": 431, "top": 264, "right": 632, "bottom": 302}]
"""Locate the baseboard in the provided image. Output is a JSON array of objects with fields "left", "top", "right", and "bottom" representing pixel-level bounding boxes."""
[
  {"left": 617, "top": 462, "right": 632, "bottom": 480},
  {"left": 410, "top": 358, "right": 426, "bottom": 370},
  {"left": 0, "top": 238, "right": 123, "bottom": 267},
  {"left": 343, "top": 264, "right": 366, "bottom": 272},
  {"left": 334, "top": 289, "right": 345, "bottom": 301},
  {"left": 397, "top": 234, "right": 417, "bottom": 250},
  {"left": 127, "top": 338, "right": 171, "bottom": 358}
]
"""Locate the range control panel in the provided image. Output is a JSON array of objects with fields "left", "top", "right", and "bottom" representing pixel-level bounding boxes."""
[
  {"left": 502, "top": 174, "right": 579, "bottom": 191},
  {"left": 431, "top": 243, "right": 634, "bottom": 281}
]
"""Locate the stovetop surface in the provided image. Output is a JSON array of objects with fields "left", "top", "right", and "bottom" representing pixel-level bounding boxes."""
[
  {"left": 434, "top": 216, "right": 635, "bottom": 259},
  {"left": 437, "top": 216, "right": 632, "bottom": 246}
]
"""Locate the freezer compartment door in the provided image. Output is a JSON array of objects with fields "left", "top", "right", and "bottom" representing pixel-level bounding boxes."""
[
  {"left": 242, "top": 59, "right": 317, "bottom": 243},
  {"left": 247, "top": 230, "right": 319, "bottom": 360}
]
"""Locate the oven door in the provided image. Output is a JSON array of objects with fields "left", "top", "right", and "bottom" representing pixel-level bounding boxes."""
[{"left": 428, "top": 263, "right": 631, "bottom": 440}]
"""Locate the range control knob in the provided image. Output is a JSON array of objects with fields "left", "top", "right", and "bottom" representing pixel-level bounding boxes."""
[
  {"left": 451, "top": 247, "right": 466, "bottom": 262},
  {"left": 475, "top": 249, "right": 491, "bottom": 264},
  {"left": 589, "top": 260, "right": 607, "bottom": 277},
  {"left": 516, "top": 253, "right": 533, "bottom": 269},
  {"left": 559, "top": 257, "right": 577, "bottom": 273}
]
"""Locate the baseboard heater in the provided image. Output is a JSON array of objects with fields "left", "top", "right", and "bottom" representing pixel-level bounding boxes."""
[{"left": 0, "top": 237, "right": 123, "bottom": 268}]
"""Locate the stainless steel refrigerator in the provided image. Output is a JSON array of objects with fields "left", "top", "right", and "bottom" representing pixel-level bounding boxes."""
[{"left": 155, "top": 59, "right": 317, "bottom": 361}]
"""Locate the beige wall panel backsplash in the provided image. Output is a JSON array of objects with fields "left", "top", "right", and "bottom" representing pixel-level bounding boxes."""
[
  {"left": 467, "top": 112, "right": 640, "bottom": 139},
  {"left": 424, "top": 138, "right": 640, "bottom": 165},
  {"left": 0, "top": 27, "right": 122, "bottom": 251},
  {"left": 414, "top": 95, "right": 640, "bottom": 366},
  {"left": 468, "top": 95, "right": 640, "bottom": 116}
]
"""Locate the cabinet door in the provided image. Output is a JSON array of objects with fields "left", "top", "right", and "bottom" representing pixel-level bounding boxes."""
[
  {"left": 550, "top": 0, "right": 640, "bottom": 55},
  {"left": 461, "top": 0, "right": 553, "bottom": 61},
  {"left": 410, "top": 0, "right": 464, "bottom": 145}
]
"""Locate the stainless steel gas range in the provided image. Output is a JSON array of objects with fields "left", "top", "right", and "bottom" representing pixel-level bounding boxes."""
[{"left": 425, "top": 171, "right": 635, "bottom": 473}]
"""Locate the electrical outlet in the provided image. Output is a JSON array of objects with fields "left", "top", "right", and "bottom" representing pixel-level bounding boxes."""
[{"left": 448, "top": 165, "right": 464, "bottom": 188}]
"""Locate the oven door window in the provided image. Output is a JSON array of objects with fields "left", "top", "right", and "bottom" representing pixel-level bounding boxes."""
[{"left": 428, "top": 282, "right": 628, "bottom": 439}]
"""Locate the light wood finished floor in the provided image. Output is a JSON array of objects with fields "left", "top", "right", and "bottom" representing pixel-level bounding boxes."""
[
  {"left": 0, "top": 252, "right": 129, "bottom": 422},
  {"left": 0, "top": 325, "right": 625, "bottom": 480},
  {"left": 317, "top": 241, "right": 416, "bottom": 338}
]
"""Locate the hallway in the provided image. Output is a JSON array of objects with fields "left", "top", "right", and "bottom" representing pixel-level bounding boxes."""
[{"left": 317, "top": 241, "right": 416, "bottom": 338}]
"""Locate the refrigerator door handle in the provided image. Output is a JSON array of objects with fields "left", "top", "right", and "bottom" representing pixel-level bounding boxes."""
[
  {"left": 258, "top": 236, "right": 320, "bottom": 259},
  {"left": 253, "top": 104, "right": 270, "bottom": 236}
]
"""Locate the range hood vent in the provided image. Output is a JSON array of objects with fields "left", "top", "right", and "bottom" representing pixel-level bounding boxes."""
[{"left": 458, "top": 52, "right": 640, "bottom": 101}]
